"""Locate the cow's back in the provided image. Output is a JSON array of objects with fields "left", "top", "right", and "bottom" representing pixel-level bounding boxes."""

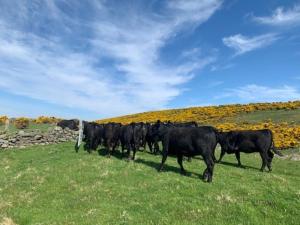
[
  {"left": 166, "top": 127, "right": 218, "bottom": 156},
  {"left": 233, "top": 129, "right": 273, "bottom": 152}
]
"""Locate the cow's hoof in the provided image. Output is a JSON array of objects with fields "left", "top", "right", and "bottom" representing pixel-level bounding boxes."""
[{"left": 180, "top": 170, "right": 187, "bottom": 175}]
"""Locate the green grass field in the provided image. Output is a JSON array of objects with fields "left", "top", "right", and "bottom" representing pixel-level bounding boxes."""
[
  {"left": 1, "top": 142, "right": 299, "bottom": 225},
  {"left": 0, "top": 122, "right": 54, "bottom": 134}
]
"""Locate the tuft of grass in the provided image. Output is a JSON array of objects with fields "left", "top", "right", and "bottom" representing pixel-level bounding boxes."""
[{"left": 0, "top": 143, "right": 299, "bottom": 225}]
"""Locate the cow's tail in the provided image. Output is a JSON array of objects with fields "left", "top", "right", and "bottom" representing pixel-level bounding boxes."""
[{"left": 270, "top": 131, "right": 283, "bottom": 157}]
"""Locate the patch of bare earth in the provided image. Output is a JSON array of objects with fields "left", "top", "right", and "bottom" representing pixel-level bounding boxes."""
[{"left": 0, "top": 217, "right": 17, "bottom": 225}]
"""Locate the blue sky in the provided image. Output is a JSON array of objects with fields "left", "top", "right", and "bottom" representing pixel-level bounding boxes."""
[{"left": 0, "top": 0, "right": 299, "bottom": 120}]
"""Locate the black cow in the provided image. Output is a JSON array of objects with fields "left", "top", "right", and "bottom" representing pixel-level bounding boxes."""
[
  {"left": 132, "top": 122, "right": 144, "bottom": 151},
  {"left": 139, "top": 123, "right": 148, "bottom": 150},
  {"left": 145, "top": 123, "right": 159, "bottom": 154},
  {"left": 75, "top": 121, "right": 104, "bottom": 153},
  {"left": 217, "top": 129, "right": 283, "bottom": 171},
  {"left": 152, "top": 121, "right": 218, "bottom": 182},
  {"left": 120, "top": 124, "right": 135, "bottom": 159},
  {"left": 119, "top": 122, "right": 145, "bottom": 160},
  {"left": 170, "top": 121, "right": 198, "bottom": 127},
  {"left": 57, "top": 119, "right": 79, "bottom": 130},
  {"left": 162, "top": 121, "right": 198, "bottom": 161},
  {"left": 103, "top": 122, "right": 121, "bottom": 157}
]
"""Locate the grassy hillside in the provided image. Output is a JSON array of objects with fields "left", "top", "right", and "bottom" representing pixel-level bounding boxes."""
[
  {"left": 95, "top": 101, "right": 300, "bottom": 149},
  {"left": 1, "top": 143, "right": 299, "bottom": 225},
  {"left": 96, "top": 101, "right": 300, "bottom": 125},
  {"left": 224, "top": 108, "right": 300, "bottom": 125}
]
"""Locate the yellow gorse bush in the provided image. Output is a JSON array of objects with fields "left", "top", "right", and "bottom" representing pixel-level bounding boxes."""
[
  {"left": 0, "top": 116, "right": 8, "bottom": 125},
  {"left": 96, "top": 101, "right": 300, "bottom": 149},
  {"left": 34, "top": 116, "right": 60, "bottom": 124},
  {"left": 96, "top": 101, "right": 300, "bottom": 125},
  {"left": 14, "top": 117, "right": 30, "bottom": 129}
]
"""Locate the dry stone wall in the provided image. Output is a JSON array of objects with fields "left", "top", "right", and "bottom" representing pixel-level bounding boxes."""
[{"left": 0, "top": 127, "right": 78, "bottom": 149}]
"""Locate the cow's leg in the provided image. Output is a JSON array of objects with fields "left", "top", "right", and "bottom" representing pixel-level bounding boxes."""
[
  {"left": 235, "top": 151, "right": 242, "bottom": 167},
  {"left": 147, "top": 140, "right": 153, "bottom": 153},
  {"left": 107, "top": 141, "right": 112, "bottom": 157},
  {"left": 121, "top": 142, "right": 125, "bottom": 157},
  {"left": 259, "top": 152, "right": 268, "bottom": 172},
  {"left": 217, "top": 150, "right": 226, "bottom": 163},
  {"left": 208, "top": 156, "right": 215, "bottom": 183},
  {"left": 159, "top": 151, "right": 168, "bottom": 171},
  {"left": 158, "top": 140, "right": 168, "bottom": 172},
  {"left": 112, "top": 141, "right": 117, "bottom": 153},
  {"left": 203, "top": 153, "right": 214, "bottom": 182},
  {"left": 90, "top": 139, "right": 97, "bottom": 153},
  {"left": 75, "top": 140, "right": 79, "bottom": 153},
  {"left": 177, "top": 154, "right": 186, "bottom": 174},
  {"left": 132, "top": 144, "right": 137, "bottom": 160},
  {"left": 154, "top": 142, "right": 159, "bottom": 154},
  {"left": 86, "top": 140, "right": 92, "bottom": 154},
  {"left": 202, "top": 168, "right": 208, "bottom": 181},
  {"left": 143, "top": 139, "right": 147, "bottom": 150},
  {"left": 212, "top": 150, "right": 217, "bottom": 163},
  {"left": 126, "top": 143, "right": 132, "bottom": 160},
  {"left": 267, "top": 151, "right": 274, "bottom": 172}
]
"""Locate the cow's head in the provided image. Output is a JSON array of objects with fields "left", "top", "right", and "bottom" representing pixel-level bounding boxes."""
[
  {"left": 217, "top": 131, "right": 232, "bottom": 153},
  {"left": 218, "top": 131, "right": 236, "bottom": 153},
  {"left": 151, "top": 120, "right": 168, "bottom": 142}
]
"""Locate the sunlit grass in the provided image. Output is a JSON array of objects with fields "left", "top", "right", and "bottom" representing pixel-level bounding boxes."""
[{"left": 1, "top": 142, "right": 299, "bottom": 225}]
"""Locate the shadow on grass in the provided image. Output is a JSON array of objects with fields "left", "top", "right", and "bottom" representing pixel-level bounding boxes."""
[
  {"left": 217, "top": 160, "right": 260, "bottom": 171},
  {"left": 96, "top": 148, "right": 125, "bottom": 160},
  {"left": 134, "top": 158, "right": 203, "bottom": 178}
]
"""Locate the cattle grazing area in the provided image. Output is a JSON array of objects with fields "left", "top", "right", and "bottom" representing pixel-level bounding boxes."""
[
  {"left": 1, "top": 101, "right": 300, "bottom": 224},
  {"left": 0, "top": 142, "right": 299, "bottom": 225}
]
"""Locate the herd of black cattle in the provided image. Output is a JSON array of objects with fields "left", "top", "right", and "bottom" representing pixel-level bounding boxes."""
[{"left": 57, "top": 119, "right": 283, "bottom": 182}]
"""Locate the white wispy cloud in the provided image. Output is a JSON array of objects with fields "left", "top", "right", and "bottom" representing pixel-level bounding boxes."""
[
  {"left": 222, "top": 33, "right": 279, "bottom": 55},
  {"left": 0, "top": 0, "right": 221, "bottom": 119},
  {"left": 253, "top": 5, "right": 300, "bottom": 26},
  {"left": 210, "top": 63, "right": 234, "bottom": 71},
  {"left": 217, "top": 84, "right": 300, "bottom": 102}
]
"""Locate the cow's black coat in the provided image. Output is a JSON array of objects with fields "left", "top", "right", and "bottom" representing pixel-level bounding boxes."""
[
  {"left": 217, "top": 129, "right": 283, "bottom": 171},
  {"left": 120, "top": 124, "right": 135, "bottom": 159},
  {"left": 152, "top": 121, "right": 218, "bottom": 182},
  {"left": 75, "top": 121, "right": 103, "bottom": 153},
  {"left": 103, "top": 122, "right": 121, "bottom": 157},
  {"left": 57, "top": 119, "right": 79, "bottom": 130}
]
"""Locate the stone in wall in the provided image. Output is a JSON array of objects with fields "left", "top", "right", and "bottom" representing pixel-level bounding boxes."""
[{"left": 0, "top": 126, "right": 78, "bottom": 149}]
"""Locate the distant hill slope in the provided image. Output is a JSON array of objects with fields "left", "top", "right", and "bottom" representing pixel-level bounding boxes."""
[
  {"left": 96, "top": 101, "right": 300, "bottom": 149},
  {"left": 96, "top": 101, "right": 300, "bottom": 125}
]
